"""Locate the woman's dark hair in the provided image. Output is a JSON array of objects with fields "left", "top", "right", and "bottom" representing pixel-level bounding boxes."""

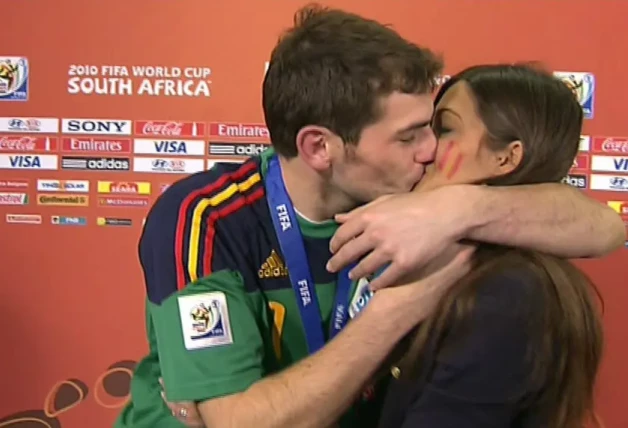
[{"left": 395, "top": 64, "right": 604, "bottom": 428}]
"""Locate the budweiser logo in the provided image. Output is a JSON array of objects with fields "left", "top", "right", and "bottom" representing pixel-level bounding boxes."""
[
  {"left": 141, "top": 122, "right": 183, "bottom": 136},
  {"left": 0, "top": 136, "right": 37, "bottom": 151}
]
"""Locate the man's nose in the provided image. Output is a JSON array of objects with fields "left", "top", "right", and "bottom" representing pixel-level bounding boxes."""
[{"left": 415, "top": 130, "right": 438, "bottom": 163}]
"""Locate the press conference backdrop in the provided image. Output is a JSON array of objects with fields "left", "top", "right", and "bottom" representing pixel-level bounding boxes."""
[{"left": 1, "top": 0, "right": 627, "bottom": 426}]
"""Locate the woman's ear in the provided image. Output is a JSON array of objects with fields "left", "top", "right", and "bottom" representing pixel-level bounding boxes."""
[{"left": 494, "top": 140, "right": 523, "bottom": 175}]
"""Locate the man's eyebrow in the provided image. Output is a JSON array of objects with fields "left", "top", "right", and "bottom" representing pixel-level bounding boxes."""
[{"left": 395, "top": 119, "right": 432, "bottom": 135}]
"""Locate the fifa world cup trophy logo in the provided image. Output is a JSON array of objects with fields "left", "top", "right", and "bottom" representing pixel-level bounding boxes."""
[{"left": 0, "top": 60, "right": 20, "bottom": 95}]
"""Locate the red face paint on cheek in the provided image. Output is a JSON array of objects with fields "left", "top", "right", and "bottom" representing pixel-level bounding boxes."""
[
  {"left": 446, "top": 152, "right": 464, "bottom": 179},
  {"left": 436, "top": 140, "right": 455, "bottom": 172},
  {"left": 436, "top": 140, "right": 464, "bottom": 180}
]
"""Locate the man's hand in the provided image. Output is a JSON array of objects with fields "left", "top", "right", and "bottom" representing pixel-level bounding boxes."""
[
  {"left": 160, "top": 378, "right": 204, "bottom": 427},
  {"left": 327, "top": 187, "right": 472, "bottom": 290},
  {"left": 373, "top": 242, "right": 476, "bottom": 322}
]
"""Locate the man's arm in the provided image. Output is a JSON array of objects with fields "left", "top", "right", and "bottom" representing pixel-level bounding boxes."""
[
  {"left": 327, "top": 183, "right": 624, "bottom": 290},
  {"left": 462, "top": 183, "right": 625, "bottom": 258},
  {"left": 198, "top": 293, "right": 407, "bottom": 428},
  {"left": 196, "top": 247, "right": 472, "bottom": 428}
]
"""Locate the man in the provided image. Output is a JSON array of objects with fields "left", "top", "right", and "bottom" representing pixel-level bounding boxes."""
[{"left": 116, "top": 5, "right": 624, "bottom": 428}]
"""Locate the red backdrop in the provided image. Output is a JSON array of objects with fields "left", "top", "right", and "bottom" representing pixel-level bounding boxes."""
[{"left": 1, "top": 1, "right": 627, "bottom": 426}]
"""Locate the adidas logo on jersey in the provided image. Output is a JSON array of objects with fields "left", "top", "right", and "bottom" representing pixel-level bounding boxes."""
[{"left": 258, "top": 249, "right": 289, "bottom": 279}]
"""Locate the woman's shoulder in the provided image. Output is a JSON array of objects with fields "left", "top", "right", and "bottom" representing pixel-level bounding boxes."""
[{"left": 471, "top": 252, "right": 548, "bottom": 316}]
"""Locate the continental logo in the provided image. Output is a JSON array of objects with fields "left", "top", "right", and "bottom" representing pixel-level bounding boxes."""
[
  {"left": 37, "top": 194, "right": 89, "bottom": 206},
  {"left": 258, "top": 250, "right": 288, "bottom": 279}
]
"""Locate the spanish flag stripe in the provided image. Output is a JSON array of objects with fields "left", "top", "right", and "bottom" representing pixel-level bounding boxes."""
[
  {"left": 187, "top": 173, "right": 261, "bottom": 282},
  {"left": 202, "top": 186, "right": 266, "bottom": 277},
  {"left": 174, "top": 162, "right": 258, "bottom": 289}
]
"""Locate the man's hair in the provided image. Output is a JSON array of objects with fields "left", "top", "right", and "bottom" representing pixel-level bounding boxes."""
[{"left": 263, "top": 4, "right": 443, "bottom": 157}]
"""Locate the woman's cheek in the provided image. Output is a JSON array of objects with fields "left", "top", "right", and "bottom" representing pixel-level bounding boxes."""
[{"left": 436, "top": 140, "right": 465, "bottom": 180}]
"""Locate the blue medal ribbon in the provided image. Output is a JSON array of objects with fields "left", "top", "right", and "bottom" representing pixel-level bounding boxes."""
[{"left": 266, "top": 155, "right": 354, "bottom": 354}]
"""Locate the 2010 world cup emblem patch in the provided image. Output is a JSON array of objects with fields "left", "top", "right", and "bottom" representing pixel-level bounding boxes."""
[{"left": 178, "top": 291, "right": 233, "bottom": 350}]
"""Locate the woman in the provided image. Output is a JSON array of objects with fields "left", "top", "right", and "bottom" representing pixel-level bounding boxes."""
[
  {"left": 161, "top": 64, "right": 604, "bottom": 428},
  {"left": 377, "top": 63, "right": 604, "bottom": 428}
]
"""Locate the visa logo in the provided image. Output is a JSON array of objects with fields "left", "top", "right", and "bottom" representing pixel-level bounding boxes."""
[
  {"left": 10, "top": 155, "right": 40, "bottom": 168},
  {"left": 613, "top": 158, "right": 628, "bottom": 171},
  {"left": 154, "top": 141, "right": 187, "bottom": 154}
]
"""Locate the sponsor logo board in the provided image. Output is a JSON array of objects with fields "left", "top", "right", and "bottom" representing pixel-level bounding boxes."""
[
  {"left": 0, "top": 136, "right": 57, "bottom": 152},
  {"left": 592, "top": 137, "right": 628, "bottom": 154},
  {"left": 61, "top": 156, "right": 130, "bottom": 171},
  {"left": 51, "top": 215, "right": 87, "bottom": 226},
  {"left": 98, "top": 196, "right": 149, "bottom": 207},
  {"left": 96, "top": 217, "right": 133, "bottom": 227},
  {"left": 607, "top": 201, "right": 628, "bottom": 216},
  {"left": 208, "top": 142, "right": 270, "bottom": 158},
  {"left": 37, "top": 194, "right": 89, "bottom": 206},
  {"left": 0, "top": 154, "right": 58, "bottom": 170},
  {"left": 61, "top": 137, "right": 131, "bottom": 154},
  {"left": 134, "top": 139, "right": 205, "bottom": 156},
  {"left": 133, "top": 157, "right": 204, "bottom": 173},
  {"left": 0, "top": 192, "right": 28, "bottom": 205},
  {"left": 0, "top": 179, "right": 28, "bottom": 189},
  {"left": 0, "top": 117, "right": 59, "bottom": 133},
  {"left": 208, "top": 122, "right": 269, "bottom": 140},
  {"left": 37, "top": 179, "right": 89, "bottom": 192},
  {"left": 562, "top": 174, "right": 587, "bottom": 189},
  {"left": 61, "top": 118, "right": 132, "bottom": 135},
  {"left": 6, "top": 214, "right": 41, "bottom": 224},
  {"left": 589, "top": 174, "right": 628, "bottom": 192},
  {"left": 134, "top": 121, "right": 206, "bottom": 137},
  {"left": 591, "top": 155, "right": 628, "bottom": 173},
  {"left": 97, "top": 181, "right": 151, "bottom": 195}
]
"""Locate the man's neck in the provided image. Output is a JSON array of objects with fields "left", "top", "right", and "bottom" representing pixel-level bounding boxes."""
[{"left": 279, "top": 157, "right": 356, "bottom": 222}]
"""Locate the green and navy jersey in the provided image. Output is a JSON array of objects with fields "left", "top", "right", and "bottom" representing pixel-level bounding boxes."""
[{"left": 115, "top": 148, "right": 387, "bottom": 428}]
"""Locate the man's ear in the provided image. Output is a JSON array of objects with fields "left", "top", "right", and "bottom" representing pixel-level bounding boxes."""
[{"left": 295, "top": 125, "right": 335, "bottom": 171}]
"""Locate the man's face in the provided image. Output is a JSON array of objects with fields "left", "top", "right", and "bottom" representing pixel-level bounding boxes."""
[{"left": 329, "top": 92, "right": 437, "bottom": 204}]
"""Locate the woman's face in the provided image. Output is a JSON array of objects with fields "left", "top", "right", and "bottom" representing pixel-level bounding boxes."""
[{"left": 415, "top": 81, "right": 522, "bottom": 192}]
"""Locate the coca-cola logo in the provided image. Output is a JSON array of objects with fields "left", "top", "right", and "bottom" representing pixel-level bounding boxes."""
[
  {"left": 142, "top": 122, "right": 183, "bottom": 136},
  {"left": 602, "top": 139, "right": 628, "bottom": 153},
  {"left": 0, "top": 136, "right": 37, "bottom": 151}
]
